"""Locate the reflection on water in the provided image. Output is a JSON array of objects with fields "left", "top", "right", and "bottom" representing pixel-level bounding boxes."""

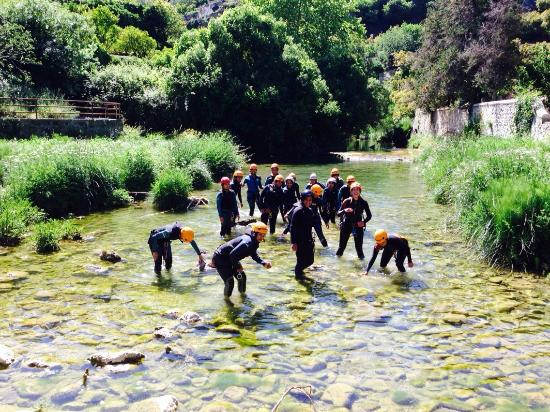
[{"left": 1, "top": 160, "right": 549, "bottom": 411}]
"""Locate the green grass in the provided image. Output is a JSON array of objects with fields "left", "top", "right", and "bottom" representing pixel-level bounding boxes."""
[
  {"left": 152, "top": 169, "right": 192, "bottom": 211},
  {"left": 415, "top": 135, "right": 550, "bottom": 273},
  {"left": 33, "top": 220, "right": 62, "bottom": 253},
  {"left": 0, "top": 197, "right": 44, "bottom": 246}
]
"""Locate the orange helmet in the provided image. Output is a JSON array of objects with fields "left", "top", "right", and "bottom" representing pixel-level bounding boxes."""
[
  {"left": 311, "top": 184, "right": 323, "bottom": 197},
  {"left": 350, "top": 182, "right": 362, "bottom": 192},
  {"left": 249, "top": 163, "right": 258, "bottom": 171},
  {"left": 346, "top": 175, "right": 356, "bottom": 184},
  {"left": 331, "top": 168, "right": 339, "bottom": 176},
  {"left": 233, "top": 170, "right": 244, "bottom": 178}
]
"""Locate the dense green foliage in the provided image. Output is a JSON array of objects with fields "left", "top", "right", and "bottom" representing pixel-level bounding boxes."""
[
  {"left": 152, "top": 169, "right": 192, "bottom": 211},
  {"left": 373, "top": 23, "right": 422, "bottom": 69},
  {"left": 416, "top": 136, "right": 550, "bottom": 272},
  {"left": 355, "top": 0, "right": 428, "bottom": 35},
  {"left": 0, "top": 197, "right": 43, "bottom": 246}
]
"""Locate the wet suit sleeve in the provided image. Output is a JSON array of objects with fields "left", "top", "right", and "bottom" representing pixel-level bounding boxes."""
[
  {"left": 258, "top": 176, "right": 263, "bottom": 190},
  {"left": 337, "top": 198, "right": 349, "bottom": 218},
  {"left": 363, "top": 199, "right": 372, "bottom": 224},
  {"left": 189, "top": 240, "right": 201, "bottom": 255},
  {"left": 404, "top": 239, "right": 412, "bottom": 262},
  {"left": 366, "top": 247, "right": 379, "bottom": 272},
  {"left": 259, "top": 186, "right": 268, "bottom": 209},
  {"left": 237, "top": 188, "right": 242, "bottom": 205},
  {"left": 229, "top": 238, "right": 264, "bottom": 267},
  {"left": 232, "top": 192, "right": 239, "bottom": 216},
  {"left": 250, "top": 249, "right": 265, "bottom": 265},
  {"left": 216, "top": 192, "right": 223, "bottom": 217}
]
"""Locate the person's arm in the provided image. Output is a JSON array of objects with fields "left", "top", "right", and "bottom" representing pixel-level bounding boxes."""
[
  {"left": 189, "top": 240, "right": 201, "bottom": 255},
  {"left": 216, "top": 192, "right": 223, "bottom": 217},
  {"left": 237, "top": 188, "right": 242, "bottom": 206},
  {"left": 259, "top": 186, "right": 268, "bottom": 210},
  {"left": 337, "top": 188, "right": 343, "bottom": 210},
  {"left": 337, "top": 198, "right": 348, "bottom": 217},
  {"left": 404, "top": 239, "right": 413, "bottom": 265},
  {"left": 365, "top": 247, "right": 380, "bottom": 272},
  {"left": 232, "top": 192, "right": 239, "bottom": 216},
  {"left": 258, "top": 176, "right": 263, "bottom": 190},
  {"left": 290, "top": 209, "right": 301, "bottom": 245},
  {"left": 363, "top": 199, "right": 372, "bottom": 224},
  {"left": 250, "top": 248, "right": 266, "bottom": 265}
]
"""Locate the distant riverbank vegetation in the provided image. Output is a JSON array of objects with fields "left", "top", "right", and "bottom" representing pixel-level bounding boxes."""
[
  {"left": 0, "top": 128, "right": 245, "bottom": 250},
  {"left": 413, "top": 134, "right": 550, "bottom": 274},
  {"left": 1, "top": 0, "right": 548, "bottom": 154}
]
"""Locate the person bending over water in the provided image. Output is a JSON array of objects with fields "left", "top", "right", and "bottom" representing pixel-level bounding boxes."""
[
  {"left": 364, "top": 229, "right": 413, "bottom": 274},
  {"left": 211, "top": 222, "right": 272, "bottom": 298},
  {"left": 148, "top": 223, "right": 205, "bottom": 275}
]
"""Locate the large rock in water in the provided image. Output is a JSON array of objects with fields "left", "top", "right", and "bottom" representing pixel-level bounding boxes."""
[
  {"left": 129, "top": 395, "right": 178, "bottom": 412},
  {"left": 88, "top": 351, "right": 145, "bottom": 367},
  {"left": 0, "top": 344, "right": 15, "bottom": 368}
]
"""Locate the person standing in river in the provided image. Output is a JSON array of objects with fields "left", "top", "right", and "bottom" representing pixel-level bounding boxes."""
[
  {"left": 323, "top": 178, "right": 339, "bottom": 227},
  {"left": 337, "top": 175, "right": 356, "bottom": 210},
  {"left": 327, "top": 168, "right": 344, "bottom": 191},
  {"left": 231, "top": 170, "right": 244, "bottom": 208},
  {"left": 264, "top": 163, "right": 280, "bottom": 186},
  {"left": 336, "top": 182, "right": 372, "bottom": 259},
  {"left": 211, "top": 222, "right": 272, "bottom": 298},
  {"left": 305, "top": 173, "right": 325, "bottom": 190},
  {"left": 259, "top": 174, "right": 284, "bottom": 234},
  {"left": 310, "top": 184, "right": 328, "bottom": 247},
  {"left": 282, "top": 175, "right": 299, "bottom": 220},
  {"left": 243, "top": 164, "right": 263, "bottom": 217},
  {"left": 291, "top": 190, "right": 316, "bottom": 281},
  {"left": 364, "top": 230, "right": 413, "bottom": 274},
  {"left": 217, "top": 177, "right": 239, "bottom": 237},
  {"left": 148, "top": 223, "right": 205, "bottom": 275}
]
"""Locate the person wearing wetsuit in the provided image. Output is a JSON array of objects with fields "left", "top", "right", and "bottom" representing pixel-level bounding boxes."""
[
  {"left": 282, "top": 175, "right": 299, "bottom": 217},
  {"left": 243, "top": 164, "right": 262, "bottom": 217},
  {"left": 148, "top": 222, "right": 204, "bottom": 275},
  {"left": 217, "top": 177, "right": 239, "bottom": 237},
  {"left": 212, "top": 222, "right": 272, "bottom": 297},
  {"left": 365, "top": 230, "right": 413, "bottom": 273},
  {"left": 231, "top": 170, "right": 244, "bottom": 208},
  {"left": 305, "top": 173, "right": 326, "bottom": 190},
  {"left": 337, "top": 175, "right": 355, "bottom": 211},
  {"left": 336, "top": 182, "right": 372, "bottom": 259},
  {"left": 323, "top": 178, "right": 339, "bottom": 227},
  {"left": 327, "top": 168, "right": 345, "bottom": 191},
  {"left": 264, "top": 163, "right": 280, "bottom": 186},
  {"left": 259, "top": 174, "right": 284, "bottom": 234},
  {"left": 310, "top": 184, "right": 328, "bottom": 247},
  {"left": 291, "top": 191, "right": 315, "bottom": 281},
  {"left": 289, "top": 173, "right": 301, "bottom": 200}
]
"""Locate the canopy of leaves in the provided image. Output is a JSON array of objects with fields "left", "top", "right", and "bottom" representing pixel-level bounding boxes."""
[
  {"left": 355, "top": 0, "right": 429, "bottom": 35},
  {"left": 373, "top": 22, "right": 422, "bottom": 69},
  {"left": 111, "top": 26, "right": 157, "bottom": 57}
]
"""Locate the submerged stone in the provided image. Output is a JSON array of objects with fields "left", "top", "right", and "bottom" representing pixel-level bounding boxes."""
[
  {"left": 181, "top": 311, "right": 203, "bottom": 324},
  {"left": 215, "top": 325, "right": 241, "bottom": 335},
  {"left": 100, "top": 250, "right": 122, "bottom": 263},
  {"left": 321, "top": 383, "right": 356, "bottom": 408},
  {"left": 391, "top": 390, "right": 417, "bottom": 406},
  {"left": 88, "top": 351, "right": 145, "bottom": 367},
  {"left": 201, "top": 400, "right": 240, "bottom": 412},
  {"left": 128, "top": 395, "right": 178, "bottom": 412},
  {"left": 0, "top": 344, "right": 15, "bottom": 368},
  {"left": 223, "top": 386, "right": 248, "bottom": 403}
]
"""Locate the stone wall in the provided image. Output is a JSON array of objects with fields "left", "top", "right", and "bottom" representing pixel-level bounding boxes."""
[
  {"left": 412, "top": 98, "right": 550, "bottom": 141},
  {"left": 0, "top": 118, "right": 123, "bottom": 138}
]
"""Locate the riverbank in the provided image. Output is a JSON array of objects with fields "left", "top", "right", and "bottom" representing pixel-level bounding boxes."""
[
  {"left": 0, "top": 128, "right": 245, "bottom": 251},
  {"left": 413, "top": 134, "right": 550, "bottom": 274}
]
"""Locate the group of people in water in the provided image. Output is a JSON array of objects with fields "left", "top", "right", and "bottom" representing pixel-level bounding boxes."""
[{"left": 148, "top": 163, "right": 413, "bottom": 299}]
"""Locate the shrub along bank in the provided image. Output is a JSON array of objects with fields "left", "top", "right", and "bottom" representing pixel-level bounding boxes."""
[
  {"left": 0, "top": 128, "right": 245, "bottom": 250},
  {"left": 414, "top": 135, "right": 550, "bottom": 274}
]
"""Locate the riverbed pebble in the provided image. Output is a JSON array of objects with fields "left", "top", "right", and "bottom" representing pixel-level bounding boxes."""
[
  {"left": 100, "top": 250, "right": 122, "bottom": 263},
  {"left": 128, "top": 395, "right": 178, "bottom": 412},
  {"left": 321, "top": 383, "right": 356, "bottom": 408},
  {"left": 391, "top": 390, "right": 417, "bottom": 406},
  {"left": 0, "top": 344, "right": 15, "bottom": 368},
  {"left": 88, "top": 351, "right": 145, "bottom": 367},
  {"left": 181, "top": 311, "right": 203, "bottom": 324},
  {"left": 154, "top": 327, "right": 175, "bottom": 340}
]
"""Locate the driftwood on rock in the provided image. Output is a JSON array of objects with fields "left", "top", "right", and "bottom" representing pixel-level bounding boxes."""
[{"left": 88, "top": 351, "right": 145, "bottom": 367}]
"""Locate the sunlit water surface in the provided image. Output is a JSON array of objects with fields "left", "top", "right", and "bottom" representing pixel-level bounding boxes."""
[{"left": 1, "top": 159, "right": 549, "bottom": 411}]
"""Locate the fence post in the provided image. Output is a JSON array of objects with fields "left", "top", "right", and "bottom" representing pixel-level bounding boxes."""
[{"left": 35, "top": 98, "right": 38, "bottom": 119}]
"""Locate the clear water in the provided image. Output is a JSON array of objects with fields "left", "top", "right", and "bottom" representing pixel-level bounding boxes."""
[{"left": 1, "top": 159, "right": 548, "bottom": 411}]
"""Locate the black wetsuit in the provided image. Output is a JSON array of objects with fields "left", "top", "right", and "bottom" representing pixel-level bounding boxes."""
[
  {"left": 264, "top": 174, "right": 278, "bottom": 186},
  {"left": 290, "top": 204, "right": 315, "bottom": 279},
  {"left": 305, "top": 181, "right": 326, "bottom": 190},
  {"left": 148, "top": 222, "right": 201, "bottom": 274},
  {"left": 322, "top": 187, "right": 338, "bottom": 224},
  {"left": 366, "top": 234, "right": 412, "bottom": 273},
  {"left": 337, "top": 185, "right": 351, "bottom": 211},
  {"left": 311, "top": 196, "right": 327, "bottom": 246},
  {"left": 216, "top": 189, "right": 239, "bottom": 236},
  {"left": 282, "top": 184, "right": 299, "bottom": 216},
  {"left": 230, "top": 179, "right": 243, "bottom": 206},
  {"left": 259, "top": 183, "right": 284, "bottom": 234},
  {"left": 329, "top": 176, "right": 345, "bottom": 191},
  {"left": 336, "top": 196, "right": 372, "bottom": 259},
  {"left": 212, "top": 232, "right": 266, "bottom": 297},
  {"left": 243, "top": 174, "right": 262, "bottom": 216},
  {"left": 282, "top": 200, "right": 301, "bottom": 235}
]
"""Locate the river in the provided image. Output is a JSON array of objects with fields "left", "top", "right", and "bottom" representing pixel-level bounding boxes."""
[{"left": 1, "top": 157, "right": 548, "bottom": 411}]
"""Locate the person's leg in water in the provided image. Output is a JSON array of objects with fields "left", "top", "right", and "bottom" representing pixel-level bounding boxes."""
[
  {"left": 395, "top": 250, "right": 407, "bottom": 272},
  {"left": 379, "top": 247, "right": 393, "bottom": 272},
  {"left": 220, "top": 210, "right": 232, "bottom": 236},
  {"left": 164, "top": 241, "right": 173, "bottom": 270},
  {"left": 234, "top": 271, "right": 247, "bottom": 294},
  {"left": 260, "top": 209, "right": 270, "bottom": 226},
  {"left": 295, "top": 242, "right": 314, "bottom": 281},
  {"left": 247, "top": 192, "right": 256, "bottom": 217},
  {"left": 269, "top": 209, "right": 278, "bottom": 234},
  {"left": 214, "top": 255, "right": 235, "bottom": 297},
  {"left": 149, "top": 236, "right": 163, "bottom": 275},
  {"left": 336, "top": 224, "right": 352, "bottom": 256},
  {"left": 353, "top": 227, "right": 365, "bottom": 259}
]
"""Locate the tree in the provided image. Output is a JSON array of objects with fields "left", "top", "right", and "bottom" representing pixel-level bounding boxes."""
[
  {"left": 0, "top": 0, "right": 98, "bottom": 95},
  {"left": 141, "top": 0, "right": 185, "bottom": 47},
  {"left": 169, "top": 5, "right": 340, "bottom": 160},
  {"left": 0, "top": 22, "right": 37, "bottom": 88},
  {"left": 373, "top": 22, "right": 422, "bottom": 69},
  {"left": 515, "top": 41, "right": 550, "bottom": 97},
  {"left": 463, "top": 0, "right": 522, "bottom": 99},
  {"left": 355, "top": 0, "right": 429, "bottom": 35},
  {"left": 88, "top": 5, "right": 120, "bottom": 46},
  {"left": 111, "top": 26, "right": 157, "bottom": 57}
]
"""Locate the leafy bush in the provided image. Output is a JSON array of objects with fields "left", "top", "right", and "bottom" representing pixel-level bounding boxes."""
[
  {"left": 0, "top": 0, "right": 98, "bottom": 95},
  {"left": 0, "top": 197, "right": 44, "bottom": 246},
  {"left": 515, "top": 42, "right": 550, "bottom": 98},
  {"left": 373, "top": 23, "right": 422, "bottom": 69},
  {"left": 416, "top": 135, "right": 550, "bottom": 272},
  {"left": 184, "top": 159, "right": 212, "bottom": 190},
  {"left": 122, "top": 149, "right": 156, "bottom": 191},
  {"left": 152, "top": 169, "right": 192, "bottom": 211},
  {"left": 59, "top": 220, "right": 81, "bottom": 241},
  {"left": 111, "top": 26, "right": 157, "bottom": 57},
  {"left": 33, "top": 220, "right": 61, "bottom": 253}
]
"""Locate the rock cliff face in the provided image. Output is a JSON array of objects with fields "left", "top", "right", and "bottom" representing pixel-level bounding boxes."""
[
  {"left": 183, "top": 0, "right": 239, "bottom": 28},
  {"left": 412, "top": 97, "right": 550, "bottom": 141}
]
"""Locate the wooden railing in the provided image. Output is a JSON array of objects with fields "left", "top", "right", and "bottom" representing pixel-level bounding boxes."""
[{"left": 0, "top": 97, "right": 121, "bottom": 120}]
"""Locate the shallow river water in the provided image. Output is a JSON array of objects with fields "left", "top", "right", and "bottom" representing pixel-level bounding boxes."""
[{"left": 1, "top": 158, "right": 549, "bottom": 411}]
